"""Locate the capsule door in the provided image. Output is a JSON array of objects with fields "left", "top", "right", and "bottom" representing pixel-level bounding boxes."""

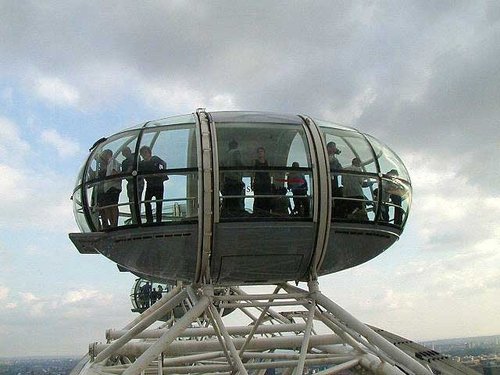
[{"left": 209, "top": 113, "right": 316, "bottom": 285}]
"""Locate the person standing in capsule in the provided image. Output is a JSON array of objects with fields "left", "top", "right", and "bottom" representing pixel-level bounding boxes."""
[
  {"left": 252, "top": 147, "right": 272, "bottom": 216},
  {"left": 139, "top": 146, "right": 167, "bottom": 223}
]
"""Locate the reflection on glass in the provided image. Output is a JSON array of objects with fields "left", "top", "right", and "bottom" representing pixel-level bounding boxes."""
[
  {"left": 86, "top": 133, "right": 138, "bottom": 183},
  {"left": 365, "top": 134, "right": 410, "bottom": 181},
  {"left": 320, "top": 127, "right": 378, "bottom": 175},
  {"left": 140, "top": 125, "right": 197, "bottom": 170},
  {"left": 72, "top": 188, "right": 91, "bottom": 233},
  {"left": 145, "top": 114, "right": 196, "bottom": 128}
]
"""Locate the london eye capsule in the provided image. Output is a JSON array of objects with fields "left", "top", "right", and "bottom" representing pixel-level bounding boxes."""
[{"left": 70, "top": 110, "right": 412, "bottom": 285}]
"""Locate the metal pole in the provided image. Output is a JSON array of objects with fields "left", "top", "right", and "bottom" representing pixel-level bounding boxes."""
[
  {"left": 215, "top": 293, "right": 305, "bottom": 301},
  {"left": 206, "top": 305, "right": 234, "bottom": 369},
  {"left": 294, "top": 300, "right": 316, "bottom": 375},
  {"left": 239, "top": 307, "right": 259, "bottom": 322},
  {"left": 233, "top": 287, "right": 293, "bottom": 324},
  {"left": 313, "top": 287, "right": 432, "bottom": 375},
  {"left": 122, "top": 295, "right": 211, "bottom": 375},
  {"left": 122, "top": 284, "right": 182, "bottom": 330},
  {"left": 315, "top": 310, "right": 367, "bottom": 354},
  {"left": 162, "top": 351, "right": 225, "bottom": 367},
  {"left": 108, "top": 323, "right": 307, "bottom": 340},
  {"left": 311, "top": 358, "right": 361, "bottom": 375},
  {"left": 359, "top": 353, "right": 408, "bottom": 375},
  {"left": 93, "top": 334, "right": 342, "bottom": 357},
  {"left": 161, "top": 356, "right": 359, "bottom": 374},
  {"left": 207, "top": 304, "right": 248, "bottom": 375},
  {"left": 239, "top": 285, "right": 281, "bottom": 356},
  {"left": 320, "top": 310, "right": 396, "bottom": 367},
  {"left": 95, "top": 289, "right": 188, "bottom": 363},
  {"left": 220, "top": 299, "right": 309, "bottom": 309}
]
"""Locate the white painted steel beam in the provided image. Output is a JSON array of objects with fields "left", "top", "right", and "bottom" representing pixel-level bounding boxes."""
[
  {"left": 107, "top": 323, "right": 307, "bottom": 340},
  {"left": 92, "top": 334, "right": 343, "bottom": 357},
  {"left": 214, "top": 293, "right": 306, "bottom": 301},
  {"left": 121, "top": 294, "right": 211, "bottom": 375},
  {"left": 94, "top": 288, "right": 188, "bottom": 363},
  {"left": 219, "top": 299, "right": 309, "bottom": 308},
  {"left": 313, "top": 286, "right": 432, "bottom": 375},
  {"left": 311, "top": 358, "right": 361, "bottom": 375},
  {"left": 238, "top": 285, "right": 281, "bottom": 357},
  {"left": 294, "top": 301, "right": 316, "bottom": 375},
  {"left": 121, "top": 284, "right": 182, "bottom": 330},
  {"left": 207, "top": 304, "right": 248, "bottom": 374},
  {"left": 160, "top": 356, "right": 359, "bottom": 374}
]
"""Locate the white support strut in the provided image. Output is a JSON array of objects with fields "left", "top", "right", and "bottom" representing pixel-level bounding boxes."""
[{"left": 82, "top": 281, "right": 445, "bottom": 375}]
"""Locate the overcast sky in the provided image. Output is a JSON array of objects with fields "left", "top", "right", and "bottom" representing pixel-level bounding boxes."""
[{"left": 0, "top": 1, "right": 499, "bottom": 357}]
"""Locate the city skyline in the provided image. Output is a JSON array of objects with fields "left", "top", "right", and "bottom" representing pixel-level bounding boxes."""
[{"left": 0, "top": 1, "right": 499, "bottom": 357}]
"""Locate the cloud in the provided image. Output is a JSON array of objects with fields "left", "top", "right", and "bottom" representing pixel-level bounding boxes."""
[
  {"left": 403, "top": 151, "right": 500, "bottom": 252},
  {"left": 0, "top": 117, "right": 30, "bottom": 159},
  {"left": 0, "top": 163, "right": 75, "bottom": 232},
  {"left": 1, "top": 87, "right": 13, "bottom": 106},
  {"left": 139, "top": 79, "right": 239, "bottom": 113},
  {"left": 40, "top": 128, "right": 80, "bottom": 157},
  {"left": 34, "top": 76, "right": 80, "bottom": 107},
  {"left": 0, "top": 283, "right": 132, "bottom": 356},
  {"left": 62, "top": 288, "right": 112, "bottom": 305},
  {"left": 359, "top": 289, "right": 415, "bottom": 312},
  {"left": 8, "top": 288, "right": 114, "bottom": 319},
  {"left": 0, "top": 118, "right": 76, "bottom": 233},
  {"left": 20, "top": 292, "right": 39, "bottom": 303},
  {"left": 0, "top": 286, "right": 9, "bottom": 300},
  {"left": 0, "top": 164, "right": 29, "bottom": 202}
]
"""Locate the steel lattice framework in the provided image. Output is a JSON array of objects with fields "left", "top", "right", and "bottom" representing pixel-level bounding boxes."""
[{"left": 76, "top": 281, "right": 440, "bottom": 375}]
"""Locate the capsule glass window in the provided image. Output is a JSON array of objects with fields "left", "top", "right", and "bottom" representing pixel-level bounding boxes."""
[
  {"left": 379, "top": 177, "right": 411, "bottom": 227},
  {"left": 137, "top": 123, "right": 198, "bottom": 225},
  {"left": 215, "top": 122, "right": 312, "bottom": 219},
  {"left": 82, "top": 132, "right": 140, "bottom": 230},
  {"left": 364, "top": 134, "right": 410, "bottom": 181},
  {"left": 85, "top": 132, "right": 139, "bottom": 183}
]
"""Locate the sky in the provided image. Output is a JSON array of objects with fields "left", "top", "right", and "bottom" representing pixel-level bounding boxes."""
[{"left": 0, "top": 1, "right": 499, "bottom": 357}]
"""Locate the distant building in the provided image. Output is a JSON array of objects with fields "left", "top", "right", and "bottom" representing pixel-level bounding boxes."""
[{"left": 483, "top": 363, "right": 500, "bottom": 375}]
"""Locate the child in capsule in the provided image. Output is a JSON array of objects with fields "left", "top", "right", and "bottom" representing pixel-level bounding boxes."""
[{"left": 139, "top": 146, "right": 167, "bottom": 223}]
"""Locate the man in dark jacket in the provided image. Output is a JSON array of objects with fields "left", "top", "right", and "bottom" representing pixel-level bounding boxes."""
[{"left": 139, "top": 146, "right": 167, "bottom": 223}]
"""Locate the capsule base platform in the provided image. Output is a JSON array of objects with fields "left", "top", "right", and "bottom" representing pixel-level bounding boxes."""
[{"left": 71, "top": 281, "right": 478, "bottom": 375}]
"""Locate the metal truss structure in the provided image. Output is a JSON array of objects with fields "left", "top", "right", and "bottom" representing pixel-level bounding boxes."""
[{"left": 75, "top": 280, "right": 450, "bottom": 375}]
